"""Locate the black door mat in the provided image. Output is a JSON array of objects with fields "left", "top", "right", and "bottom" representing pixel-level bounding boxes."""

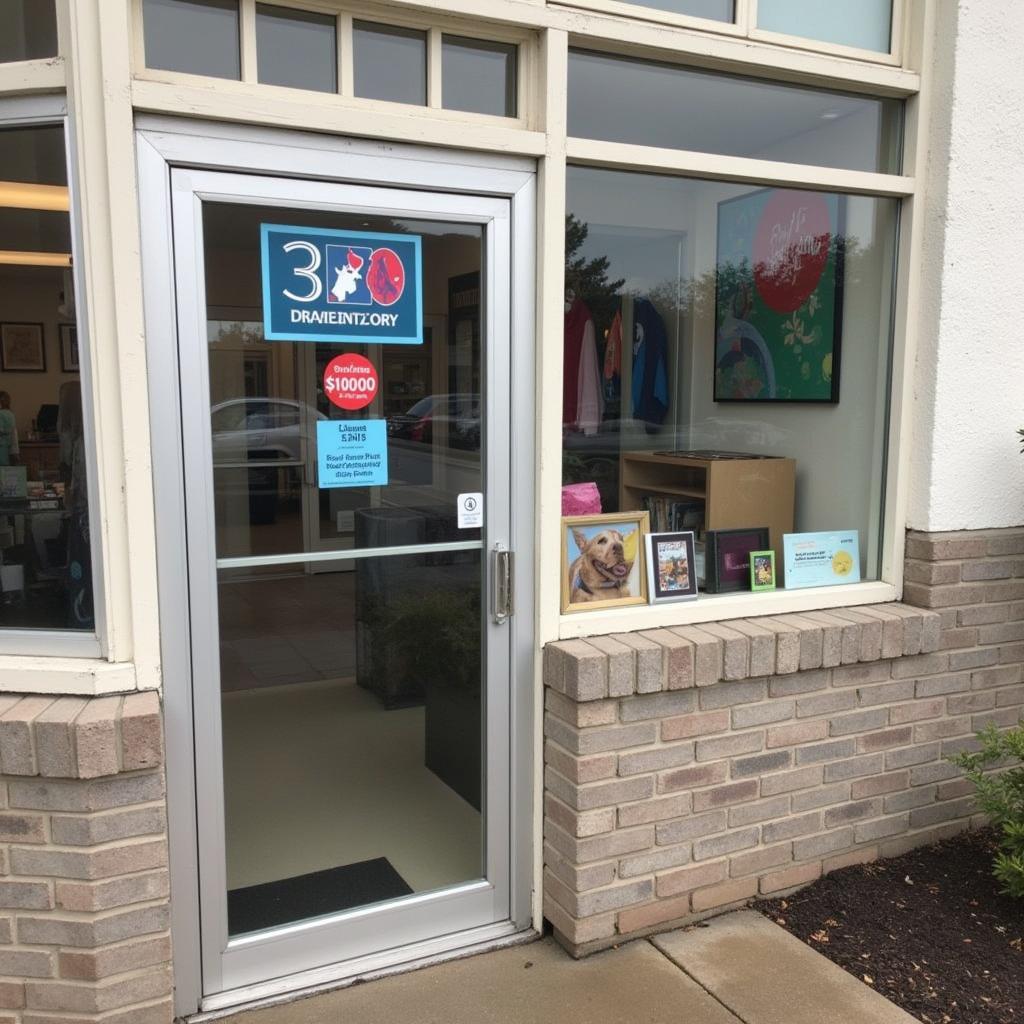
[{"left": 228, "top": 857, "right": 413, "bottom": 935}]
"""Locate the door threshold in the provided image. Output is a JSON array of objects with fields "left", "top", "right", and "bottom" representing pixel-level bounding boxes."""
[{"left": 191, "top": 922, "right": 539, "bottom": 1020}]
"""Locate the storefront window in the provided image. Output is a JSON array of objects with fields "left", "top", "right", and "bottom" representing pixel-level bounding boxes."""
[
  {"left": 256, "top": 4, "right": 336, "bottom": 94},
  {"left": 0, "top": 1, "right": 58, "bottom": 63},
  {"left": 0, "top": 125, "right": 95, "bottom": 631},
  {"left": 563, "top": 166, "right": 897, "bottom": 583},
  {"left": 568, "top": 51, "right": 903, "bottom": 175},
  {"left": 353, "top": 22, "right": 427, "bottom": 106},
  {"left": 143, "top": 0, "right": 241, "bottom": 80},
  {"left": 757, "top": 0, "right": 893, "bottom": 53},
  {"left": 442, "top": 36, "right": 517, "bottom": 118}
]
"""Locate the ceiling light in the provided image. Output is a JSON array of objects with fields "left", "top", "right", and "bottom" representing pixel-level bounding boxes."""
[
  {"left": 0, "top": 181, "right": 70, "bottom": 212},
  {"left": 0, "top": 250, "right": 72, "bottom": 267}
]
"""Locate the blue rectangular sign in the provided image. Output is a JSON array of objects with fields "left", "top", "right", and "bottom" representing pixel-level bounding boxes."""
[
  {"left": 261, "top": 223, "right": 423, "bottom": 344},
  {"left": 317, "top": 419, "right": 388, "bottom": 489},
  {"left": 783, "top": 530, "right": 861, "bottom": 589}
]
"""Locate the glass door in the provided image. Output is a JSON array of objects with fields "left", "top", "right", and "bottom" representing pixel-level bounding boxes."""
[{"left": 170, "top": 168, "right": 512, "bottom": 995}]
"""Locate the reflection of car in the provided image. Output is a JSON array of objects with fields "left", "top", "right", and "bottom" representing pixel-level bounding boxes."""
[
  {"left": 211, "top": 398, "right": 324, "bottom": 464},
  {"left": 387, "top": 394, "right": 480, "bottom": 449},
  {"left": 211, "top": 398, "right": 325, "bottom": 525}
]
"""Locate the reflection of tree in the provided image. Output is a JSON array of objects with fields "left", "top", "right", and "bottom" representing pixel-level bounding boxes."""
[{"left": 565, "top": 214, "right": 624, "bottom": 330}]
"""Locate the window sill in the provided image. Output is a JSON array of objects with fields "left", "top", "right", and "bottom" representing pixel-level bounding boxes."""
[
  {"left": 0, "top": 655, "right": 139, "bottom": 696},
  {"left": 558, "top": 579, "right": 898, "bottom": 640}
]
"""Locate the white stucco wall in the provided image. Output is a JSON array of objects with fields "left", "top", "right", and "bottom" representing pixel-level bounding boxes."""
[{"left": 909, "top": 0, "right": 1024, "bottom": 531}]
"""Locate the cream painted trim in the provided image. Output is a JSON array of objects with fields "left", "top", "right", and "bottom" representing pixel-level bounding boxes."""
[
  {"left": 131, "top": 76, "right": 545, "bottom": 155},
  {"left": 0, "top": 58, "right": 65, "bottom": 95},
  {"left": 0, "top": 656, "right": 140, "bottom": 695},
  {"left": 880, "top": 0, "right": 934, "bottom": 587},
  {"left": 240, "top": 0, "right": 258, "bottom": 84},
  {"left": 566, "top": 138, "right": 916, "bottom": 196},
  {"left": 64, "top": 0, "right": 161, "bottom": 684},
  {"left": 559, "top": 582, "right": 900, "bottom": 639},
  {"left": 534, "top": 28, "right": 568, "bottom": 931}
]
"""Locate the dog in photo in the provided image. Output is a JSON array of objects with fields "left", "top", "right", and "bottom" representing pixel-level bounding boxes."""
[{"left": 569, "top": 527, "right": 634, "bottom": 603}]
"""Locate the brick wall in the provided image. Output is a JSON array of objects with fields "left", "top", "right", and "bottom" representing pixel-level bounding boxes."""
[
  {"left": 542, "top": 527, "right": 1024, "bottom": 955},
  {"left": 0, "top": 693, "right": 171, "bottom": 1023}
]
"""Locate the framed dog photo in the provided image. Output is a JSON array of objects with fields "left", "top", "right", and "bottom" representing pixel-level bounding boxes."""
[
  {"left": 704, "top": 526, "right": 771, "bottom": 593},
  {"left": 646, "top": 531, "right": 699, "bottom": 603},
  {"left": 562, "top": 512, "right": 649, "bottom": 613},
  {"left": 750, "top": 550, "right": 777, "bottom": 591}
]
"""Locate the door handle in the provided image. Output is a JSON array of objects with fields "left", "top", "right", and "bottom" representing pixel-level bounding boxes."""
[{"left": 492, "top": 544, "right": 514, "bottom": 625}]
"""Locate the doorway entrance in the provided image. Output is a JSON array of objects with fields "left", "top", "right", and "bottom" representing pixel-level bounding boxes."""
[{"left": 139, "top": 127, "right": 535, "bottom": 1013}]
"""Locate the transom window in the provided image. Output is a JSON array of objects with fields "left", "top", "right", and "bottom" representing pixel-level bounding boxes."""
[{"left": 140, "top": 0, "right": 521, "bottom": 119}]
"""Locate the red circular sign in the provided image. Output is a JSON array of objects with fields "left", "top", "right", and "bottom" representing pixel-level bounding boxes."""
[
  {"left": 323, "top": 353, "right": 378, "bottom": 411},
  {"left": 367, "top": 248, "right": 405, "bottom": 306},
  {"left": 752, "top": 191, "right": 832, "bottom": 314}
]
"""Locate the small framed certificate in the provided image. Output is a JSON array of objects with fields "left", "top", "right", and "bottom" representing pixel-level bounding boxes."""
[{"left": 783, "top": 531, "right": 861, "bottom": 589}]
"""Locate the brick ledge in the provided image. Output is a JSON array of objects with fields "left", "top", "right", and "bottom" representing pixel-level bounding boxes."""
[
  {"left": 0, "top": 692, "right": 163, "bottom": 779},
  {"left": 544, "top": 603, "right": 941, "bottom": 702}
]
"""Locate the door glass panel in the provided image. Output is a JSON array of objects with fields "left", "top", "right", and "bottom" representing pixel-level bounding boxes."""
[{"left": 202, "top": 202, "right": 485, "bottom": 936}]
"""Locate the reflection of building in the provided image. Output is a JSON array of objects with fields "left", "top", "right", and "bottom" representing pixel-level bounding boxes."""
[{"left": 1, "top": 2, "right": 1023, "bottom": 1021}]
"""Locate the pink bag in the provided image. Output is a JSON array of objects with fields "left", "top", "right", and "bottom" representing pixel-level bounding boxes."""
[{"left": 562, "top": 482, "right": 602, "bottom": 516}]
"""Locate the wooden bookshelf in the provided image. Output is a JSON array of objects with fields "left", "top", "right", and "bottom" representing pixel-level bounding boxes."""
[{"left": 620, "top": 450, "right": 796, "bottom": 557}]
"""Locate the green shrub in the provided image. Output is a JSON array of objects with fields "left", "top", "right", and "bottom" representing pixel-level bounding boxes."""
[{"left": 949, "top": 722, "right": 1024, "bottom": 898}]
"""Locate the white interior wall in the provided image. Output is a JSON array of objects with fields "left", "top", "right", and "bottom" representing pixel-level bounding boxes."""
[{"left": 909, "top": 0, "right": 1024, "bottom": 531}]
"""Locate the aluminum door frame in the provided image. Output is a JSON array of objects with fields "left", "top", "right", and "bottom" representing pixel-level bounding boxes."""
[{"left": 137, "top": 123, "right": 536, "bottom": 1017}]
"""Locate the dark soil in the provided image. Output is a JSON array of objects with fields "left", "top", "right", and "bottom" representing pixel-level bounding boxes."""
[{"left": 755, "top": 829, "right": 1023, "bottom": 1024}]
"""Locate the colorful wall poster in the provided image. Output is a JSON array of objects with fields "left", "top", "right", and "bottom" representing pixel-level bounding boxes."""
[
  {"left": 715, "top": 188, "right": 845, "bottom": 402},
  {"left": 316, "top": 419, "right": 388, "bottom": 489},
  {"left": 783, "top": 530, "right": 861, "bottom": 589},
  {"left": 261, "top": 224, "right": 422, "bottom": 344}
]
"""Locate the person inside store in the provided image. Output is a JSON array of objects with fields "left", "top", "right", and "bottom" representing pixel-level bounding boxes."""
[{"left": 0, "top": 391, "right": 19, "bottom": 466}]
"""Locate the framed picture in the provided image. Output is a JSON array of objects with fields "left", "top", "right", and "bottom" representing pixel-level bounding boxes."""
[
  {"left": 714, "top": 187, "right": 845, "bottom": 403},
  {"left": 0, "top": 322, "right": 46, "bottom": 372},
  {"left": 646, "top": 531, "right": 698, "bottom": 603},
  {"left": 750, "top": 550, "right": 777, "bottom": 592},
  {"left": 59, "top": 324, "right": 79, "bottom": 372},
  {"left": 562, "top": 512, "right": 649, "bottom": 613},
  {"left": 704, "top": 527, "right": 771, "bottom": 593}
]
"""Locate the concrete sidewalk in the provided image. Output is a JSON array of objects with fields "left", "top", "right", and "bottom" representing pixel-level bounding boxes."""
[{"left": 221, "top": 911, "right": 917, "bottom": 1024}]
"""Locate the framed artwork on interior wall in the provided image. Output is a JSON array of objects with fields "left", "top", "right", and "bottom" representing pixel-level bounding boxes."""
[
  {"left": 714, "top": 187, "right": 845, "bottom": 403},
  {"left": 703, "top": 526, "right": 771, "bottom": 593},
  {"left": 646, "top": 530, "right": 699, "bottom": 603},
  {"left": 562, "top": 511, "right": 650, "bottom": 613},
  {"left": 59, "top": 324, "right": 79, "bottom": 373},
  {"left": 0, "top": 322, "right": 46, "bottom": 372}
]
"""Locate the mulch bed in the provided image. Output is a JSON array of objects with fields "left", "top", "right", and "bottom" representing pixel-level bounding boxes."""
[{"left": 755, "top": 829, "right": 1022, "bottom": 1024}]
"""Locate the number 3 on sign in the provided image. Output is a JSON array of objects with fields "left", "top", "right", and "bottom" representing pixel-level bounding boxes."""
[{"left": 282, "top": 240, "right": 322, "bottom": 302}]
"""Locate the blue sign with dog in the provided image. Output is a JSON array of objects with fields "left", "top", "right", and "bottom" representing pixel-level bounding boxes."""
[{"left": 260, "top": 224, "right": 423, "bottom": 344}]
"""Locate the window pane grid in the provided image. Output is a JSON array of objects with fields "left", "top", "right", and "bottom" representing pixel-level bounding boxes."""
[{"left": 140, "top": 0, "right": 522, "bottom": 118}]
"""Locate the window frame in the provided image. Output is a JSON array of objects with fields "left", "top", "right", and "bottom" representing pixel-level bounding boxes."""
[
  {"left": 132, "top": 0, "right": 534, "bottom": 128},
  {"left": 553, "top": 0, "right": 907, "bottom": 67},
  {"left": 0, "top": 94, "right": 105, "bottom": 658},
  {"left": 536, "top": 11, "right": 929, "bottom": 640}
]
